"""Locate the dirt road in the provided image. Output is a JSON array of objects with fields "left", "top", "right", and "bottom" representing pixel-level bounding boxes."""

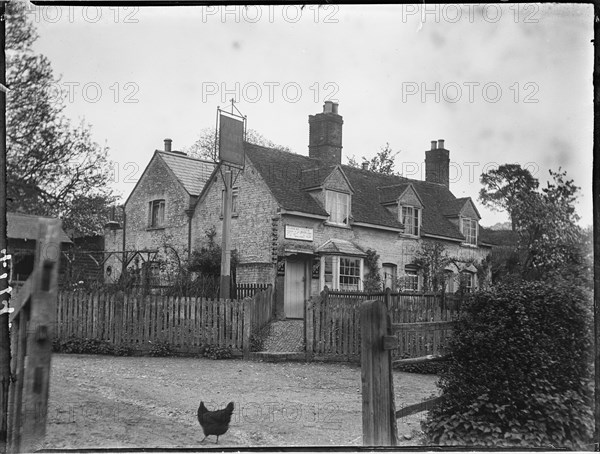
[{"left": 35, "top": 354, "right": 439, "bottom": 449}]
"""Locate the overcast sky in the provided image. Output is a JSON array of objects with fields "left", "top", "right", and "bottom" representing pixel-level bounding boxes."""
[{"left": 30, "top": 3, "right": 593, "bottom": 228}]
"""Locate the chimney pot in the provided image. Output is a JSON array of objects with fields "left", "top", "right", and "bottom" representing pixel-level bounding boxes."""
[
  {"left": 323, "top": 101, "right": 334, "bottom": 113},
  {"left": 431, "top": 140, "right": 437, "bottom": 150},
  {"left": 437, "top": 139, "right": 445, "bottom": 149},
  {"left": 361, "top": 162, "right": 369, "bottom": 170},
  {"left": 164, "top": 138, "right": 172, "bottom": 152}
]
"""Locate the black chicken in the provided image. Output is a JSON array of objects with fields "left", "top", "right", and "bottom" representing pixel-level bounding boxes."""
[{"left": 197, "top": 401, "right": 234, "bottom": 444}]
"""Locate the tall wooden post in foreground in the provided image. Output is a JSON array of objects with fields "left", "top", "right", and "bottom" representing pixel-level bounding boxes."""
[
  {"left": 360, "top": 299, "right": 398, "bottom": 446},
  {"left": 0, "top": 3, "right": 9, "bottom": 452},
  {"left": 7, "top": 220, "right": 60, "bottom": 453}
]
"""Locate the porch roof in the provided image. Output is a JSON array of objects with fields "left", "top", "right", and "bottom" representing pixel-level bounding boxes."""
[{"left": 316, "top": 239, "right": 366, "bottom": 257}]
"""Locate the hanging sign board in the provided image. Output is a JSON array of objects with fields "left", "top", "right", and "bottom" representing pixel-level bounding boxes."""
[{"left": 219, "top": 113, "right": 245, "bottom": 168}]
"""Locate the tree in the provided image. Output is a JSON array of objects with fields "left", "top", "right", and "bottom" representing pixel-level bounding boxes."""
[
  {"left": 512, "top": 168, "right": 588, "bottom": 283},
  {"left": 479, "top": 164, "right": 539, "bottom": 231},
  {"left": 185, "top": 127, "right": 290, "bottom": 161},
  {"left": 347, "top": 142, "right": 400, "bottom": 175},
  {"left": 412, "top": 242, "right": 454, "bottom": 293},
  {"left": 363, "top": 249, "right": 382, "bottom": 292},
  {"left": 6, "top": 2, "right": 115, "bottom": 235}
]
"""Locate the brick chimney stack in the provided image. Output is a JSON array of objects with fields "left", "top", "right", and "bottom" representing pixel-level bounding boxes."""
[
  {"left": 164, "top": 138, "right": 172, "bottom": 152},
  {"left": 425, "top": 139, "right": 450, "bottom": 187},
  {"left": 308, "top": 101, "right": 343, "bottom": 165}
]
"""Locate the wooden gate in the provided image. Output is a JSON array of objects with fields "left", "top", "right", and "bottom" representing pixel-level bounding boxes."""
[
  {"left": 7, "top": 219, "right": 61, "bottom": 453},
  {"left": 360, "top": 298, "right": 454, "bottom": 446}
]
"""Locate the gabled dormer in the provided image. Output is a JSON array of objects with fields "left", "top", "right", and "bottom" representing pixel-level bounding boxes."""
[
  {"left": 302, "top": 165, "right": 354, "bottom": 227},
  {"left": 397, "top": 184, "right": 424, "bottom": 237},
  {"left": 443, "top": 197, "right": 481, "bottom": 245},
  {"left": 376, "top": 183, "right": 424, "bottom": 236}
]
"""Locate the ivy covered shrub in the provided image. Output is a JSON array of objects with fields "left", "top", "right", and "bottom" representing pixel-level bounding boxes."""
[
  {"left": 422, "top": 281, "right": 593, "bottom": 448},
  {"left": 203, "top": 344, "right": 233, "bottom": 360},
  {"left": 53, "top": 337, "right": 115, "bottom": 355},
  {"left": 148, "top": 340, "right": 173, "bottom": 357}
]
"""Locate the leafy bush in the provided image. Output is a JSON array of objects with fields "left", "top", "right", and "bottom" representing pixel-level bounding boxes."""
[
  {"left": 202, "top": 344, "right": 233, "bottom": 360},
  {"left": 113, "top": 344, "right": 133, "bottom": 356},
  {"left": 249, "top": 325, "right": 270, "bottom": 352},
  {"left": 422, "top": 281, "right": 593, "bottom": 448},
  {"left": 53, "top": 336, "right": 115, "bottom": 355},
  {"left": 148, "top": 340, "right": 173, "bottom": 357}
]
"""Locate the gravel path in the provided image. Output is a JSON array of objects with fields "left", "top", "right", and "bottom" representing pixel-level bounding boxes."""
[{"left": 36, "top": 354, "right": 439, "bottom": 449}]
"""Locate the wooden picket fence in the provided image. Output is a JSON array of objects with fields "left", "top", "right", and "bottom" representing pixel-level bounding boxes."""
[
  {"left": 54, "top": 284, "right": 275, "bottom": 355},
  {"left": 234, "top": 283, "right": 270, "bottom": 300},
  {"left": 306, "top": 288, "right": 460, "bottom": 360}
]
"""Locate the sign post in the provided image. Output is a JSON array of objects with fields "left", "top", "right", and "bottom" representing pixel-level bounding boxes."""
[
  {"left": 216, "top": 101, "right": 245, "bottom": 300},
  {"left": 220, "top": 170, "right": 233, "bottom": 299}
]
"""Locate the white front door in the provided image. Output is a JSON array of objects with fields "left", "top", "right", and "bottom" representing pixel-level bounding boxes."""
[{"left": 284, "top": 258, "right": 306, "bottom": 319}]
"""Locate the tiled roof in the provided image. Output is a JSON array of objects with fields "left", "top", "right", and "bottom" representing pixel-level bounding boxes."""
[
  {"left": 441, "top": 197, "right": 470, "bottom": 216},
  {"left": 7, "top": 212, "right": 72, "bottom": 243},
  {"left": 157, "top": 152, "right": 216, "bottom": 196},
  {"left": 376, "top": 184, "right": 409, "bottom": 204},
  {"left": 316, "top": 239, "right": 366, "bottom": 256},
  {"left": 245, "top": 143, "right": 487, "bottom": 243}
]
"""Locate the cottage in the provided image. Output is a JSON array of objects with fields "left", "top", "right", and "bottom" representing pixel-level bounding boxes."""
[
  {"left": 104, "top": 140, "right": 216, "bottom": 284},
  {"left": 193, "top": 102, "right": 493, "bottom": 319}
]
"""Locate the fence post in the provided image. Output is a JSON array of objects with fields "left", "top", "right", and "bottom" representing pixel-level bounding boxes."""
[
  {"left": 384, "top": 287, "right": 392, "bottom": 310},
  {"left": 360, "top": 299, "right": 398, "bottom": 446},
  {"left": 242, "top": 297, "right": 253, "bottom": 360},
  {"left": 305, "top": 297, "right": 314, "bottom": 354}
]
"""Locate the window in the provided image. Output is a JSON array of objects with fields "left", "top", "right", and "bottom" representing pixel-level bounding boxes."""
[
  {"left": 221, "top": 187, "right": 239, "bottom": 216},
  {"left": 339, "top": 257, "right": 361, "bottom": 291},
  {"left": 148, "top": 199, "right": 165, "bottom": 228},
  {"left": 325, "top": 190, "right": 350, "bottom": 225},
  {"left": 321, "top": 255, "right": 363, "bottom": 291},
  {"left": 444, "top": 270, "right": 455, "bottom": 293},
  {"left": 461, "top": 218, "right": 478, "bottom": 245},
  {"left": 143, "top": 261, "right": 161, "bottom": 286},
  {"left": 403, "top": 265, "right": 419, "bottom": 292},
  {"left": 401, "top": 206, "right": 420, "bottom": 236},
  {"left": 461, "top": 271, "right": 474, "bottom": 293},
  {"left": 382, "top": 264, "right": 397, "bottom": 291}
]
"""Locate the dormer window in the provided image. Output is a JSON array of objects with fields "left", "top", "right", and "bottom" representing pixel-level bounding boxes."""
[
  {"left": 325, "top": 190, "right": 350, "bottom": 226},
  {"left": 461, "top": 218, "right": 478, "bottom": 245},
  {"left": 401, "top": 206, "right": 421, "bottom": 236}
]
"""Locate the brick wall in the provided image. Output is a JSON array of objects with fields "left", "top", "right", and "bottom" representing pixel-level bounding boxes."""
[
  {"left": 280, "top": 213, "right": 490, "bottom": 291},
  {"left": 192, "top": 159, "right": 280, "bottom": 284},
  {"left": 125, "top": 154, "right": 191, "bottom": 256}
]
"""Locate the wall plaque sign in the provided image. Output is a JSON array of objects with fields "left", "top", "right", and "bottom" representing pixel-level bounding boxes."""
[{"left": 284, "top": 225, "right": 314, "bottom": 242}]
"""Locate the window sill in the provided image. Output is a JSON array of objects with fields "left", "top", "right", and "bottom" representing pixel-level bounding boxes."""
[
  {"left": 146, "top": 226, "right": 166, "bottom": 231},
  {"left": 219, "top": 214, "right": 239, "bottom": 220},
  {"left": 399, "top": 233, "right": 420, "bottom": 239},
  {"left": 324, "top": 222, "right": 351, "bottom": 229}
]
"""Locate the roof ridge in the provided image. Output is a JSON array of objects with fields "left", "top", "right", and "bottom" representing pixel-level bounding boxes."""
[{"left": 156, "top": 150, "right": 216, "bottom": 165}]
